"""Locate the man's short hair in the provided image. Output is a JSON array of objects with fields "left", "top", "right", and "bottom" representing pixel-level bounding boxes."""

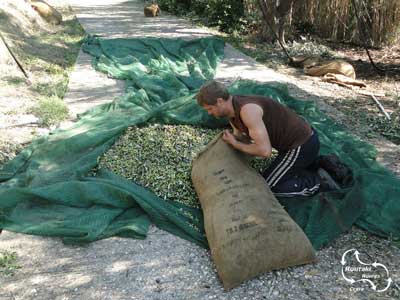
[{"left": 196, "top": 80, "right": 229, "bottom": 106}]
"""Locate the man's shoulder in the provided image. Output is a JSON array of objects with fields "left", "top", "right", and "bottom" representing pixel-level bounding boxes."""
[
  {"left": 241, "top": 102, "right": 263, "bottom": 112},
  {"left": 234, "top": 94, "right": 272, "bottom": 101},
  {"left": 234, "top": 94, "right": 275, "bottom": 107},
  {"left": 240, "top": 102, "right": 264, "bottom": 121}
]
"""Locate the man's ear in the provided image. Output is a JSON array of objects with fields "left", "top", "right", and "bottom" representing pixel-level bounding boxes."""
[{"left": 216, "top": 98, "right": 224, "bottom": 106}]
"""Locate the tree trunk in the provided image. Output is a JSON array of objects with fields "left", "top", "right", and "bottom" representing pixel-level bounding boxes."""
[
  {"left": 258, "top": 0, "right": 295, "bottom": 44},
  {"left": 258, "top": 0, "right": 293, "bottom": 61},
  {"left": 258, "top": 0, "right": 278, "bottom": 42},
  {"left": 276, "top": 0, "right": 296, "bottom": 45}
]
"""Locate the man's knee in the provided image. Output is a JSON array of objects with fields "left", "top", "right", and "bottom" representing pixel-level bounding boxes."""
[{"left": 268, "top": 173, "right": 320, "bottom": 197}]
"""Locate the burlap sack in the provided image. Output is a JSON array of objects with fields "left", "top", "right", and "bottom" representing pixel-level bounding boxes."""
[
  {"left": 291, "top": 55, "right": 356, "bottom": 79},
  {"left": 304, "top": 60, "right": 356, "bottom": 79},
  {"left": 191, "top": 134, "right": 316, "bottom": 290},
  {"left": 30, "top": 1, "right": 62, "bottom": 25}
]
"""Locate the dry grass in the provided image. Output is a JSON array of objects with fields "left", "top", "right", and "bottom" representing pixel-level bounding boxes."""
[
  {"left": 293, "top": 0, "right": 400, "bottom": 46},
  {"left": 245, "top": 0, "right": 400, "bottom": 47}
]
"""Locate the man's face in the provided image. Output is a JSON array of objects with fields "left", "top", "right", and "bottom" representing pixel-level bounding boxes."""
[{"left": 202, "top": 99, "right": 225, "bottom": 118}]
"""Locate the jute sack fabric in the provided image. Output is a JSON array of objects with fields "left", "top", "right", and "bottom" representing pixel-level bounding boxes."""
[
  {"left": 291, "top": 55, "right": 356, "bottom": 79},
  {"left": 30, "top": 0, "right": 62, "bottom": 25},
  {"left": 303, "top": 59, "right": 356, "bottom": 79},
  {"left": 191, "top": 134, "right": 316, "bottom": 290}
]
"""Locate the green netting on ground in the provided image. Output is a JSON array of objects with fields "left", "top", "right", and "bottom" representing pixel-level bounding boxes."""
[{"left": 0, "top": 37, "right": 399, "bottom": 250}]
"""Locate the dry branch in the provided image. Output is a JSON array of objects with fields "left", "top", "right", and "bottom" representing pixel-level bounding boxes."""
[
  {"left": 0, "top": 32, "right": 30, "bottom": 83},
  {"left": 370, "top": 94, "right": 391, "bottom": 121}
]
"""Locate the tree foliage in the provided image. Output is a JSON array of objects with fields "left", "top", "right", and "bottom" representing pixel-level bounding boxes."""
[
  {"left": 158, "top": 0, "right": 400, "bottom": 46},
  {"left": 158, "top": 0, "right": 247, "bottom": 33}
]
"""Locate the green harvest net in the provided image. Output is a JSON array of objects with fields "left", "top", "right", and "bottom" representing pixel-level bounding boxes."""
[{"left": 0, "top": 36, "right": 399, "bottom": 250}]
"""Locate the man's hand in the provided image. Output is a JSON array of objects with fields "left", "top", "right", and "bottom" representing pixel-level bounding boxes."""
[{"left": 222, "top": 129, "right": 236, "bottom": 145}]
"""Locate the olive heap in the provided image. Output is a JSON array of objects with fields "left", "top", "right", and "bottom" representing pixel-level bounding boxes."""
[{"left": 98, "top": 124, "right": 272, "bottom": 208}]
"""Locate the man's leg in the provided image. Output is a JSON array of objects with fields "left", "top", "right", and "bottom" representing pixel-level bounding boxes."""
[
  {"left": 271, "top": 169, "right": 321, "bottom": 197},
  {"left": 261, "top": 130, "right": 321, "bottom": 197}
]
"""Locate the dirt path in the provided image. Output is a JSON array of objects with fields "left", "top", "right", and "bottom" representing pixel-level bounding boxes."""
[{"left": 1, "top": 1, "right": 399, "bottom": 300}]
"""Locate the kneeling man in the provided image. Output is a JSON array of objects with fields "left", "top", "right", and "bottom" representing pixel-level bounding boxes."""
[{"left": 196, "top": 80, "right": 334, "bottom": 197}]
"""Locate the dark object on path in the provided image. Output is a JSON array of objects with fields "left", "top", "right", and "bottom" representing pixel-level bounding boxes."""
[
  {"left": 192, "top": 134, "right": 316, "bottom": 291},
  {"left": 317, "top": 154, "right": 354, "bottom": 187},
  {"left": 144, "top": 4, "right": 160, "bottom": 17},
  {"left": 318, "top": 168, "right": 341, "bottom": 192}
]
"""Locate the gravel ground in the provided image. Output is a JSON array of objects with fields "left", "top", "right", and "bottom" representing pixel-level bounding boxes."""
[
  {"left": 1, "top": 0, "right": 400, "bottom": 299},
  {"left": 2, "top": 225, "right": 399, "bottom": 300}
]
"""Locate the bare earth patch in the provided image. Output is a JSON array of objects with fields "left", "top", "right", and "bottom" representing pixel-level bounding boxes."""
[{"left": 0, "top": 0, "right": 84, "bottom": 164}]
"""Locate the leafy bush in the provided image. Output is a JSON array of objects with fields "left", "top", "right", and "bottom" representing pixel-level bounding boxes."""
[
  {"left": 0, "top": 250, "right": 21, "bottom": 277},
  {"left": 158, "top": 0, "right": 246, "bottom": 33},
  {"left": 32, "top": 96, "right": 69, "bottom": 127},
  {"left": 204, "top": 0, "right": 246, "bottom": 33}
]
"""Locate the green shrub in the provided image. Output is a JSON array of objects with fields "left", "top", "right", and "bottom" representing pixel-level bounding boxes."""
[
  {"left": 0, "top": 250, "right": 21, "bottom": 277},
  {"left": 32, "top": 96, "right": 69, "bottom": 127},
  {"left": 158, "top": 0, "right": 246, "bottom": 33},
  {"left": 205, "top": 0, "right": 246, "bottom": 33}
]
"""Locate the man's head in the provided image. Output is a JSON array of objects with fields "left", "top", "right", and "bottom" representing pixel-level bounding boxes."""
[{"left": 196, "top": 80, "right": 231, "bottom": 118}]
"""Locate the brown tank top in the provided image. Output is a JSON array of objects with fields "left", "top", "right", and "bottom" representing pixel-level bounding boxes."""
[{"left": 230, "top": 95, "right": 312, "bottom": 152}]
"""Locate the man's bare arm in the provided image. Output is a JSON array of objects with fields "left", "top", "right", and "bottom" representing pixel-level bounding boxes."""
[
  {"left": 223, "top": 104, "right": 272, "bottom": 158},
  {"left": 229, "top": 121, "right": 252, "bottom": 144}
]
